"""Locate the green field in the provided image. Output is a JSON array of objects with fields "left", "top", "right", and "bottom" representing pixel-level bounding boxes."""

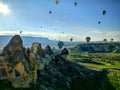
[{"left": 68, "top": 52, "right": 120, "bottom": 90}]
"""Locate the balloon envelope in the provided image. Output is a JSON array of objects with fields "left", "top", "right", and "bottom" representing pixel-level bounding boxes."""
[
  {"left": 57, "top": 41, "right": 64, "bottom": 49},
  {"left": 111, "top": 38, "right": 114, "bottom": 42},
  {"left": 86, "top": 37, "right": 91, "bottom": 42},
  {"left": 49, "top": 11, "right": 52, "bottom": 14},
  {"left": 103, "top": 39, "right": 107, "bottom": 42},
  {"left": 102, "top": 10, "right": 106, "bottom": 15},
  {"left": 70, "top": 38, "right": 73, "bottom": 42},
  {"left": 56, "top": 0, "right": 59, "bottom": 5},
  {"left": 20, "top": 31, "right": 22, "bottom": 34},
  {"left": 74, "top": 2, "right": 77, "bottom": 6},
  {"left": 98, "top": 21, "right": 101, "bottom": 24}
]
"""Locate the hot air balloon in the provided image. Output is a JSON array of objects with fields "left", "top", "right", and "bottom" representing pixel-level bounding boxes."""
[
  {"left": 86, "top": 37, "right": 91, "bottom": 43},
  {"left": 98, "top": 21, "right": 101, "bottom": 24},
  {"left": 40, "top": 26, "right": 43, "bottom": 28},
  {"left": 56, "top": 0, "right": 59, "bottom": 5},
  {"left": 111, "top": 38, "right": 114, "bottom": 42},
  {"left": 70, "top": 38, "right": 73, "bottom": 42},
  {"left": 57, "top": 41, "right": 64, "bottom": 49},
  {"left": 74, "top": 2, "right": 77, "bottom": 6},
  {"left": 49, "top": 11, "right": 52, "bottom": 14},
  {"left": 102, "top": 10, "right": 106, "bottom": 15},
  {"left": 20, "top": 31, "right": 22, "bottom": 34},
  {"left": 103, "top": 39, "right": 107, "bottom": 43}
]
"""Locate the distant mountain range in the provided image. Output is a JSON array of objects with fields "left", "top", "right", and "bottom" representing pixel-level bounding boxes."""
[{"left": 0, "top": 35, "right": 80, "bottom": 50}]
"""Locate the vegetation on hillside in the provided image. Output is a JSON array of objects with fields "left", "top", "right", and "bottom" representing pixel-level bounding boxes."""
[{"left": 68, "top": 52, "right": 120, "bottom": 90}]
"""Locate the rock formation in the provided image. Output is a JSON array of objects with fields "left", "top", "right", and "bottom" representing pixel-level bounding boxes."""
[
  {"left": 60, "top": 48, "right": 69, "bottom": 59},
  {"left": 0, "top": 35, "right": 30, "bottom": 87},
  {"left": 36, "top": 55, "right": 106, "bottom": 90},
  {"left": 0, "top": 35, "right": 107, "bottom": 90},
  {"left": 31, "top": 42, "right": 45, "bottom": 58},
  {"left": 44, "top": 45, "right": 53, "bottom": 55}
]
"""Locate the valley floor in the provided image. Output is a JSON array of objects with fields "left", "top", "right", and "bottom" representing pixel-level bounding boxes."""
[{"left": 68, "top": 52, "right": 120, "bottom": 90}]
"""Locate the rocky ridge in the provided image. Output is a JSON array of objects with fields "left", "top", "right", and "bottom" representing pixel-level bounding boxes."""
[
  {"left": 0, "top": 35, "right": 107, "bottom": 90},
  {"left": 70, "top": 43, "right": 120, "bottom": 53}
]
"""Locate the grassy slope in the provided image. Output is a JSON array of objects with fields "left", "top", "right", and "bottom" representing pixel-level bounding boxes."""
[{"left": 68, "top": 52, "right": 120, "bottom": 90}]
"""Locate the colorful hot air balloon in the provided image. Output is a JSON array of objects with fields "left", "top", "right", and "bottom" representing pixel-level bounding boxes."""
[
  {"left": 98, "top": 21, "right": 101, "bottom": 24},
  {"left": 20, "top": 31, "right": 22, "bottom": 34},
  {"left": 57, "top": 41, "right": 64, "bottom": 49},
  {"left": 111, "top": 38, "right": 114, "bottom": 42},
  {"left": 74, "top": 2, "right": 77, "bottom": 6},
  {"left": 56, "top": 0, "right": 59, "bottom": 5},
  {"left": 103, "top": 39, "right": 107, "bottom": 43},
  {"left": 86, "top": 37, "right": 91, "bottom": 43},
  {"left": 70, "top": 38, "right": 73, "bottom": 42},
  {"left": 49, "top": 11, "right": 52, "bottom": 14},
  {"left": 102, "top": 10, "right": 106, "bottom": 15}
]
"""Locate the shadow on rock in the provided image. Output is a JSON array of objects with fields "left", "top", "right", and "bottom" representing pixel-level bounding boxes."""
[
  {"left": 71, "top": 69, "right": 116, "bottom": 90},
  {"left": 36, "top": 55, "right": 115, "bottom": 90}
]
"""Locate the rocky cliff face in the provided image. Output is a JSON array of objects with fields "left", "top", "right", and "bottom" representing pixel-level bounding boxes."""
[
  {"left": 0, "top": 35, "right": 106, "bottom": 90},
  {"left": 0, "top": 35, "right": 30, "bottom": 87},
  {"left": 44, "top": 45, "right": 53, "bottom": 55},
  {"left": 0, "top": 35, "right": 66, "bottom": 88}
]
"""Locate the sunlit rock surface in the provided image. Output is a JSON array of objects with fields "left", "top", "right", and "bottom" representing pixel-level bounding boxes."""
[
  {"left": 0, "top": 35, "right": 55, "bottom": 88},
  {"left": 0, "top": 35, "right": 30, "bottom": 87}
]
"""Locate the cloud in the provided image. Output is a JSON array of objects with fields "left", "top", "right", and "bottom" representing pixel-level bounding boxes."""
[
  {"left": 0, "top": 31, "right": 83, "bottom": 41},
  {"left": 23, "top": 31, "right": 84, "bottom": 41},
  {"left": 0, "top": 2, "right": 10, "bottom": 15},
  {"left": 91, "top": 30, "right": 120, "bottom": 37},
  {"left": 0, "top": 31, "right": 19, "bottom": 35},
  {"left": 91, "top": 30, "right": 102, "bottom": 34},
  {"left": 0, "top": 30, "right": 120, "bottom": 41},
  {"left": 105, "top": 31, "right": 120, "bottom": 37}
]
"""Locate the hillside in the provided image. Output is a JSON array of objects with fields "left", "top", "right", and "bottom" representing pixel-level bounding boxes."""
[{"left": 70, "top": 43, "right": 120, "bottom": 53}]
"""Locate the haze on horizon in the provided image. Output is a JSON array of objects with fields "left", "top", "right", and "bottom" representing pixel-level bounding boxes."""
[{"left": 0, "top": 0, "right": 120, "bottom": 42}]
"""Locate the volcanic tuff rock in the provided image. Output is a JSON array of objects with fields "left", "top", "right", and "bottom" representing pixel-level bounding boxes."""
[
  {"left": 60, "top": 48, "right": 69, "bottom": 59},
  {"left": 1, "top": 35, "right": 29, "bottom": 76},
  {"left": 31, "top": 42, "right": 45, "bottom": 58},
  {"left": 0, "top": 35, "right": 30, "bottom": 87},
  {"left": 61, "top": 48, "right": 69, "bottom": 55},
  {"left": 44, "top": 45, "right": 53, "bottom": 55},
  {"left": 0, "top": 35, "right": 107, "bottom": 90},
  {"left": 36, "top": 55, "right": 106, "bottom": 90},
  {"left": 0, "top": 35, "right": 56, "bottom": 87}
]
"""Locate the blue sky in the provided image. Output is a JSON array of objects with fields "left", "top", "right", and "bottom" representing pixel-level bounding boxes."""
[{"left": 0, "top": 0, "right": 120, "bottom": 41}]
